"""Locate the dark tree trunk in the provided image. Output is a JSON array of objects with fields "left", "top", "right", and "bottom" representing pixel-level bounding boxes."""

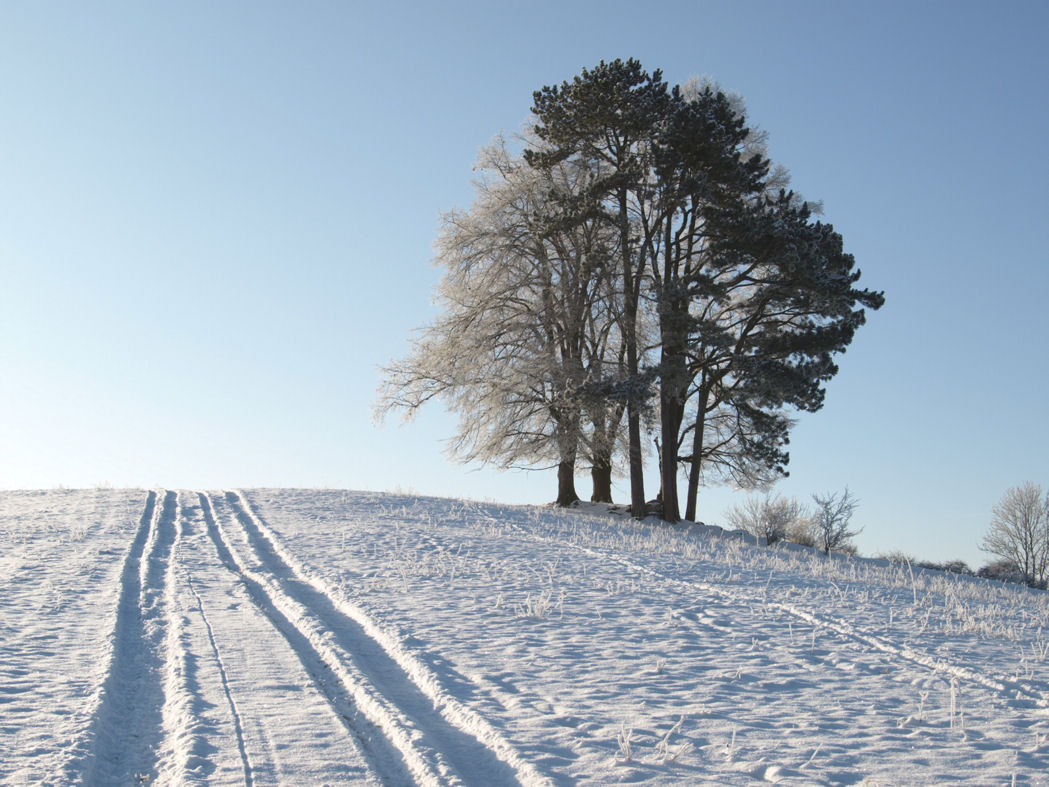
[
  {"left": 590, "top": 456, "right": 613, "bottom": 503},
  {"left": 587, "top": 398, "right": 623, "bottom": 504},
  {"left": 684, "top": 385, "right": 710, "bottom": 522},
  {"left": 657, "top": 303, "right": 688, "bottom": 523},
  {"left": 654, "top": 437, "right": 664, "bottom": 501},
  {"left": 619, "top": 191, "right": 647, "bottom": 519},
  {"left": 626, "top": 404, "right": 645, "bottom": 516},
  {"left": 556, "top": 459, "right": 580, "bottom": 507},
  {"left": 553, "top": 405, "right": 582, "bottom": 508},
  {"left": 660, "top": 397, "right": 682, "bottom": 522}
]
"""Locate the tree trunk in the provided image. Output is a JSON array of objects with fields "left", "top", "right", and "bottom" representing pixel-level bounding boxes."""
[
  {"left": 619, "top": 192, "right": 647, "bottom": 519},
  {"left": 654, "top": 437, "right": 663, "bottom": 502},
  {"left": 657, "top": 302, "right": 688, "bottom": 523},
  {"left": 626, "top": 404, "right": 645, "bottom": 516},
  {"left": 556, "top": 459, "right": 580, "bottom": 506},
  {"left": 660, "top": 395, "right": 681, "bottom": 522},
  {"left": 590, "top": 458, "right": 613, "bottom": 503},
  {"left": 587, "top": 399, "right": 623, "bottom": 504},
  {"left": 553, "top": 404, "right": 582, "bottom": 507},
  {"left": 684, "top": 385, "right": 710, "bottom": 522}
]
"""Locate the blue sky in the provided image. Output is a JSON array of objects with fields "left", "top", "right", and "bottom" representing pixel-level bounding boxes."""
[{"left": 2, "top": 1, "right": 1047, "bottom": 567}]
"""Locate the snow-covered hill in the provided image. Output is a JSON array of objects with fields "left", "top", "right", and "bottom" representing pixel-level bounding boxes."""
[{"left": 2, "top": 489, "right": 1047, "bottom": 785}]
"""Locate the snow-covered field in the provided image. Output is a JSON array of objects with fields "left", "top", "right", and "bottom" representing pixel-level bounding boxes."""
[{"left": 2, "top": 489, "right": 1048, "bottom": 785}]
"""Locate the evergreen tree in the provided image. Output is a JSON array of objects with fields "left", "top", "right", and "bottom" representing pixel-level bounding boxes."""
[
  {"left": 529, "top": 60, "right": 883, "bottom": 521},
  {"left": 679, "top": 190, "right": 885, "bottom": 519},
  {"left": 528, "top": 58, "right": 669, "bottom": 518}
]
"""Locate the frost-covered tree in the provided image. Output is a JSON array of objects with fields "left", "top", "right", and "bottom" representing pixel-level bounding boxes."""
[
  {"left": 724, "top": 494, "right": 804, "bottom": 545},
  {"left": 376, "top": 137, "right": 624, "bottom": 506},
  {"left": 981, "top": 482, "right": 1049, "bottom": 587},
  {"left": 810, "top": 488, "right": 861, "bottom": 554}
]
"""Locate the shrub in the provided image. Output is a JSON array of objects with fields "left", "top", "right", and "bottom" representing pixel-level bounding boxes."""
[
  {"left": 725, "top": 494, "right": 804, "bottom": 546},
  {"left": 785, "top": 518, "right": 817, "bottom": 548},
  {"left": 978, "top": 558, "right": 1042, "bottom": 588},
  {"left": 916, "top": 559, "right": 973, "bottom": 576}
]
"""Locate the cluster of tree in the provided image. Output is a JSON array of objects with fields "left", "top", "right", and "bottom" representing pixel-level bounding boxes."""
[
  {"left": 724, "top": 488, "right": 861, "bottom": 554},
  {"left": 377, "top": 59, "right": 883, "bottom": 522},
  {"left": 980, "top": 482, "right": 1049, "bottom": 589}
]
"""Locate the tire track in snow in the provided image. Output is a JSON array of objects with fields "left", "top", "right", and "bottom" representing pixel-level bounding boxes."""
[
  {"left": 180, "top": 546, "right": 254, "bottom": 786},
  {"left": 768, "top": 600, "right": 1049, "bottom": 708},
  {"left": 502, "top": 517, "right": 1049, "bottom": 711},
  {"left": 66, "top": 489, "right": 178, "bottom": 785},
  {"left": 157, "top": 491, "right": 258, "bottom": 785},
  {"left": 214, "top": 490, "right": 549, "bottom": 787},
  {"left": 193, "top": 493, "right": 382, "bottom": 784},
  {"left": 199, "top": 492, "right": 418, "bottom": 785}
]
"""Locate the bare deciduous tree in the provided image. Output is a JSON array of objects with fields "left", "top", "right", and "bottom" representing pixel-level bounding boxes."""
[
  {"left": 810, "top": 488, "right": 861, "bottom": 554},
  {"left": 375, "top": 136, "right": 625, "bottom": 506},
  {"left": 981, "top": 482, "right": 1049, "bottom": 588}
]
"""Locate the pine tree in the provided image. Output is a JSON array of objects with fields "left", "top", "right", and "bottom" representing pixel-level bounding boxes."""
[
  {"left": 528, "top": 58, "right": 670, "bottom": 518},
  {"left": 529, "top": 61, "right": 883, "bottom": 521}
]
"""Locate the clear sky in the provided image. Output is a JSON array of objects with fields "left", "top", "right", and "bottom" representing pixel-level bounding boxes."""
[{"left": 2, "top": 1, "right": 1047, "bottom": 568}]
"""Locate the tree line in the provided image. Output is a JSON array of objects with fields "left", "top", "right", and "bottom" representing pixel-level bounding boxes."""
[{"left": 378, "top": 59, "right": 884, "bottom": 522}]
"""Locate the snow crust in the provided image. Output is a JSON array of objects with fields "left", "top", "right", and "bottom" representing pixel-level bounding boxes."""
[{"left": 2, "top": 488, "right": 1048, "bottom": 785}]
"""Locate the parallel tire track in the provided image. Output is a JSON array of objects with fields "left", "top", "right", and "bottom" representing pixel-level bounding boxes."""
[
  {"left": 199, "top": 492, "right": 418, "bottom": 786},
  {"left": 212, "top": 490, "right": 548, "bottom": 786},
  {"left": 66, "top": 489, "right": 178, "bottom": 785},
  {"left": 160, "top": 491, "right": 255, "bottom": 785}
]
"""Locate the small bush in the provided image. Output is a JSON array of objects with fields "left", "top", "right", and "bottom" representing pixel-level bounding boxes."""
[
  {"left": 878, "top": 550, "right": 915, "bottom": 566},
  {"left": 725, "top": 494, "right": 804, "bottom": 546},
  {"left": 916, "top": 559, "right": 974, "bottom": 576},
  {"left": 785, "top": 518, "right": 817, "bottom": 548},
  {"left": 978, "top": 559, "right": 1044, "bottom": 588}
]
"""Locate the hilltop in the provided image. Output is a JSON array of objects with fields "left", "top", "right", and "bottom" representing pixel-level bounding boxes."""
[{"left": 2, "top": 488, "right": 1047, "bottom": 784}]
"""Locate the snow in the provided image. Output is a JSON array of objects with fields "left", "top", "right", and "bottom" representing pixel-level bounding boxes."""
[{"left": 2, "top": 489, "right": 1049, "bottom": 785}]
